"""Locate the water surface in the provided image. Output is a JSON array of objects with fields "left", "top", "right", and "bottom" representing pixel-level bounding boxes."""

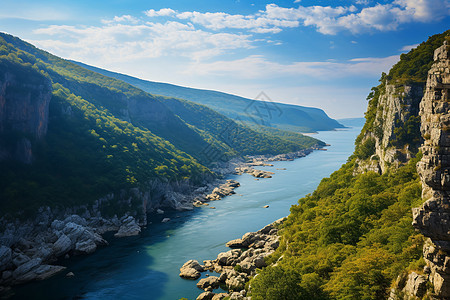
[{"left": 13, "top": 122, "right": 361, "bottom": 300}]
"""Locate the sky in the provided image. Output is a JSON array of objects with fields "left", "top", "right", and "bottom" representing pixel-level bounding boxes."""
[{"left": 0, "top": 0, "right": 449, "bottom": 118}]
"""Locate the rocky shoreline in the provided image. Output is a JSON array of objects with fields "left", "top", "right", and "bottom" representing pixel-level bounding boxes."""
[
  {"left": 0, "top": 145, "right": 322, "bottom": 295},
  {"left": 179, "top": 218, "right": 285, "bottom": 300}
]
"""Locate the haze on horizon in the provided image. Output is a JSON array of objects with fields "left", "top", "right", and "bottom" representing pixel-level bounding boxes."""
[{"left": 0, "top": 0, "right": 448, "bottom": 119}]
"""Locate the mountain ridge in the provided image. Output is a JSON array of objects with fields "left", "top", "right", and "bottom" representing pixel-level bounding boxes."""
[{"left": 72, "top": 61, "right": 344, "bottom": 133}]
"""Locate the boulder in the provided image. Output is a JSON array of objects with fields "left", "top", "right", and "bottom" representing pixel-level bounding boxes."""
[
  {"left": 197, "top": 276, "right": 220, "bottom": 291},
  {"left": 63, "top": 215, "right": 87, "bottom": 226},
  {"left": 226, "top": 239, "right": 244, "bottom": 249},
  {"left": 12, "top": 258, "right": 42, "bottom": 279},
  {"left": 212, "top": 293, "right": 229, "bottom": 300},
  {"left": 197, "top": 291, "right": 215, "bottom": 300},
  {"left": 74, "top": 239, "right": 97, "bottom": 255},
  {"left": 0, "top": 246, "right": 12, "bottom": 272},
  {"left": 161, "top": 218, "right": 171, "bottom": 223},
  {"left": 52, "top": 234, "right": 72, "bottom": 256},
  {"left": 12, "top": 253, "right": 30, "bottom": 268},
  {"left": 33, "top": 244, "right": 53, "bottom": 261},
  {"left": 239, "top": 259, "right": 256, "bottom": 274},
  {"left": 34, "top": 265, "right": 66, "bottom": 281},
  {"left": 62, "top": 222, "right": 85, "bottom": 242},
  {"left": 253, "top": 255, "right": 267, "bottom": 268},
  {"left": 180, "top": 260, "right": 204, "bottom": 279},
  {"left": 217, "top": 249, "right": 241, "bottom": 266},
  {"left": 226, "top": 275, "right": 246, "bottom": 291},
  {"left": 114, "top": 216, "right": 141, "bottom": 237}
]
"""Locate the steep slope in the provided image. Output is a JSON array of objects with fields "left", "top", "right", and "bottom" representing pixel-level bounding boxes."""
[
  {"left": 413, "top": 40, "right": 450, "bottom": 298},
  {"left": 248, "top": 30, "right": 450, "bottom": 300},
  {"left": 73, "top": 61, "right": 344, "bottom": 133},
  {"left": 0, "top": 32, "right": 321, "bottom": 216},
  {"left": 159, "top": 96, "right": 323, "bottom": 161}
]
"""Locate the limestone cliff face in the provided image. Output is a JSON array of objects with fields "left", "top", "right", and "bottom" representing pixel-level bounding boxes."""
[
  {"left": 0, "top": 70, "right": 52, "bottom": 163},
  {"left": 355, "top": 82, "right": 423, "bottom": 174},
  {"left": 413, "top": 41, "right": 450, "bottom": 298}
]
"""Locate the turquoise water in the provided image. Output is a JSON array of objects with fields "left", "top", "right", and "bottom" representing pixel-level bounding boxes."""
[{"left": 12, "top": 122, "right": 361, "bottom": 300}]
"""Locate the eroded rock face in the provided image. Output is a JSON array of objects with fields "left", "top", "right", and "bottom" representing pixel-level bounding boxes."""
[
  {"left": 355, "top": 82, "right": 423, "bottom": 175},
  {"left": 0, "top": 69, "right": 52, "bottom": 163},
  {"left": 413, "top": 40, "right": 450, "bottom": 298}
]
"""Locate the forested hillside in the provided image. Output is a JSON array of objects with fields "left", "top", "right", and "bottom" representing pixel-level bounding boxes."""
[
  {"left": 249, "top": 30, "right": 450, "bottom": 300},
  {"left": 0, "top": 33, "right": 321, "bottom": 216},
  {"left": 73, "top": 61, "right": 344, "bottom": 133}
]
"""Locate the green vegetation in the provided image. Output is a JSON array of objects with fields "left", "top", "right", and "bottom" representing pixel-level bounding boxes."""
[
  {"left": 0, "top": 32, "right": 321, "bottom": 216},
  {"left": 250, "top": 156, "right": 424, "bottom": 299},
  {"left": 248, "top": 29, "right": 450, "bottom": 299},
  {"left": 73, "top": 61, "right": 345, "bottom": 133},
  {"left": 354, "top": 31, "right": 450, "bottom": 155},
  {"left": 160, "top": 96, "right": 324, "bottom": 158},
  {"left": 387, "top": 30, "right": 450, "bottom": 84}
]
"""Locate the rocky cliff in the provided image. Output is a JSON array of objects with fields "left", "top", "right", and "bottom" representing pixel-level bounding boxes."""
[
  {"left": 355, "top": 81, "right": 423, "bottom": 174},
  {"left": 0, "top": 65, "right": 51, "bottom": 163},
  {"left": 413, "top": 40, "right": 450, "bottom": 299}
]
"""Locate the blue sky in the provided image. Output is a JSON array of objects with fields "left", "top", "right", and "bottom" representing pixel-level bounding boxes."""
[{"left": 0, "top": 0, "right": 449, "bottom": 118}]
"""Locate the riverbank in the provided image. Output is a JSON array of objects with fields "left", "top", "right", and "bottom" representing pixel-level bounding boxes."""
[
  {"left": 180, "top": 218, "right": 285, "bottom": 300},
  {"left": 0, "top": 144, "right": 323, "bottom": 295}
]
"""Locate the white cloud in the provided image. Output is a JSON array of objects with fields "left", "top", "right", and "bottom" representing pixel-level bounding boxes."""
[
  {"left": 102, "top": 15, "right": 139, "bottom": 24},
  {"left": 145, "top": 8, "right": 176, "bottom": 17},
  {"left": 172, "top": 1, "right": 449, "bottom": 35},
  {"left": 32, "top": 21, "right": 253, "bottom": 64},
  {"left": 176, "top": 10, "right": 299, "bottom": 33},
  {"left": 185, "top": 54, "right": 400, "bottom": 79},
  {"left": 395, "top": 0, "right": 450, "bottom": 22}
]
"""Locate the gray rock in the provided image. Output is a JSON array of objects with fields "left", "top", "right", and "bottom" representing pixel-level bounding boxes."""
[
  {"left": 114, "top": 216, "right": 141, "bottom": 238},
  {"left": 0, "top": 246, "right": 12, "bottom": 271},
  {"left": 74, "top": 239, "right": 97, "bottom": 255},
  {"left": 197, "top": 276, "right": 220, "bottom": 291},
  {"left": 12, "top": 253, "right": 30, "bottom": 268},
  {"left": 226, "top": 275, "right": 246, "bottom": 291},
  {"left": 403, "top": 272, "right": 427, "bottom": 298},
  {"left": 63, "top": 222, "right": 85, "bottom": 242},
  {"left": 226, "top": 239, "right": 244, "bottom": 248},
  {"left": 33, "top": 244, "right": 52, "bottom": 261},
  {"left": 63, "top": 215, "right": 87, "bottom": 226},
  {"left": 66, "top": 272, "right": 75, "bottom": 278},
  {"left": 12, "top": 258, "right": 42, "bottom": 279},
  {"left": 180, "top": 260, "right": 204, "bottom": 279},
  {"left": 34, "top": 265, "right": 66, "bottom": 281},
  {"left": 253, "top": 255, "right": 266, "bottom": 268},
  {"left": 52, "top": 234, "right": 72, "bottom": 256},
  {"left": 197, "top": 291, "right": 215, "bottom": 300},
  {"left": 212, "top": 293, "right": 229, "bottom": 300},
  {"left": 51, "top": 220, "right": 65, "bottom": 231}
]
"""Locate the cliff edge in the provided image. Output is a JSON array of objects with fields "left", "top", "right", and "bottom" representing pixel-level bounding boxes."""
[{"left": 413, "top": 40, "right": 450, "bottom": 298}]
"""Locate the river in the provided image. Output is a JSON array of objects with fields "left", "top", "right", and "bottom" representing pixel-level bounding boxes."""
[{"left": 12, "top": 120, "right": 362, "bottom": 300}]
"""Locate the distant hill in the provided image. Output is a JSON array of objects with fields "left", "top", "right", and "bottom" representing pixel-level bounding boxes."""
[
  {"left": 0, "top": 32, "right": 322, "bottom": 215},
  {"left": 337, "top": 117, "right": 365, "bottom": 127},
  {"left": 72, "top": 61, "right": 344, "bottom": 133}
]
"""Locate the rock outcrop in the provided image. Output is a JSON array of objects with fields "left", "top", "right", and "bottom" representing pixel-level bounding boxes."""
[
  {"left": 181, "top": 218, "right": 285, "bottom": 299},
  {"left": 413, "top": 40, "right": 450, "bottom": 299},
  {"left": 179, "top": 260, "right": 204, "bottom": 280},
  {"left": 0, "top": 68, "right": 52, "bottom": 163},
  {"left": 355, "top": 82, "right": 423, "bottom": 175}
]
